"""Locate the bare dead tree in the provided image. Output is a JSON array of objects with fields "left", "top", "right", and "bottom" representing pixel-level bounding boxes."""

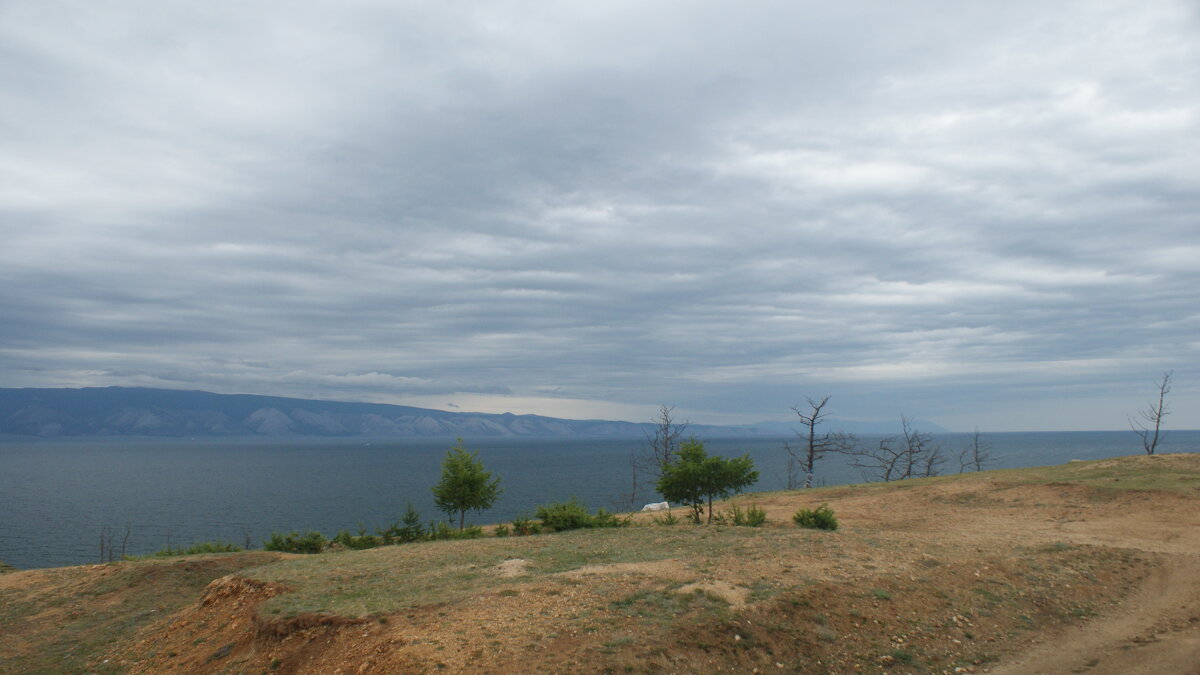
[
  {"left": 783, "top": 446, "right": 800, "bottom": 490},
  {"left": 1130, "top": 371, "right": 1172, "bottom": 455},
  {"left": 629, "top": 405, "right": 689, "bottom": 504},
  {"left": 956, "top": 428, "right": 992, "bottom": 473},
  {"left": 842, "top": 416, "right": 943, "bottom": 482},
  {"left": 120, "top": 526, "right": 131, "bottom": 560},
  {"left": 644, "top": 404, "right": 688, "bottom": 477},
  {"left": 99, "top": 526, "right": 116, "bottom": 563},
  {"left": 785, "top": 396, "right": 854, "bottom": 488},
  {"left": 627, "top": 448, "right": 640, "bottom": 510}
]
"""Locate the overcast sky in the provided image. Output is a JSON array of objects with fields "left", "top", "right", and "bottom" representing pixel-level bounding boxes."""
[{"left": 2, "top": 1, "right": 1198, "bottom": 431}]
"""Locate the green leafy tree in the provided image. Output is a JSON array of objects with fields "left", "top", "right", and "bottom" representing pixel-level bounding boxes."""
[
  {"left": 655, "top": 438, "right": 758, "bottom": 524},
  {"left": 432, "top": 439, "right": 502, "bottom": 530}
]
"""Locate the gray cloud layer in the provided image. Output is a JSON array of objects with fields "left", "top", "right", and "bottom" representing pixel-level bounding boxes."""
[{"left": 2, "top": 1, "right": 1198, "bottom": 430}]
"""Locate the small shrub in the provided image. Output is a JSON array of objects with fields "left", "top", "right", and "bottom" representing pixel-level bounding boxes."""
[
  {"left": 743, "top": 504, "right": 768, "bottom": 526},
  {"left": 591, "top": 508, "right": 629, "bottom": 528},
  {"left": 511, "top": 514, "right": 543, "bottom": 536},
  {"left": 792, "top": 503, "right": 838, "bottom": 530},
  {"left": 535, "top": 498, "right": 629, "bottom": 531},
  {"left": 871, "top": 588, "right": 892, "bottom": 600},
  {"left": 333, "top": 529, "right": 381, "bottom": 550},
  {"left": 651, "top": 511, "right": 680, "bottom": 526},
  {"left": 717, "top": 504, "right": 768, "bottom": 526},
  {"left": 536, "top": 498, "right": 594, "bottom": 531},
  {"left": 136, "top": 540, "right": 243, "bottom": 559},
  {"left": 379, "top": 502, "right": 425, "bottom": 544},
  {"left": 493, "top": 524, "right": 511, "bottom": 537},
  {"left": 427, "top": 521, "right": 484, "bottom": 540},
  {"left": 264, "top": 531, "right": 327, "bottom": 554}
]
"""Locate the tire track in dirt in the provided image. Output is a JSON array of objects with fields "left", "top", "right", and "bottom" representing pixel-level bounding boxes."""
[{"left": 991, "top": 555, "right": 1200, "bottom": 674}]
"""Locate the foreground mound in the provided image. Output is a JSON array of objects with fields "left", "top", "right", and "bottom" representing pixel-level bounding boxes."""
[{"left": 3, "top": 454, "right": 1198, "bottom": 673}]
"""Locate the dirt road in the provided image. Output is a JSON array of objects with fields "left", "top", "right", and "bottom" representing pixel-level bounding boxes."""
[
  {"left": 983, "top": 461, "right": 1200, "bottom": 675},
  {"left": 992, "top": 553, "right": 1200, "bottom": 675}
]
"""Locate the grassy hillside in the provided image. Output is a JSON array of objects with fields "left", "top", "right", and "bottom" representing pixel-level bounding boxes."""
[{"left": 2, "top": 453, "right": 1198, "bottom": 674}]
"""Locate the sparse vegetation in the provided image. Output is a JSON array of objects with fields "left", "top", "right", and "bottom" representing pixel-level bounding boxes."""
[
  {"left": 333, "top": 529, "right": 381, "bottom": 550},
  {"left": 264, "top": 530, "right": 328, "bottom": 554},
  {"left": 136, "top": 541, "right": 243, "bottom": 558},
  {"left": 0, "top": 552, "right": 280, "bottom": 673},
  {"left": 510, "top": 514, "right": 543, "bottom": 536},
  {"left": 651, "top": 511, "right": 681, "bottom": 526},
  {"left": 426, "top": 521, "right": 485, "bottom": 540},
  {"left": 715, "top": 503, "right": 767, "bottom": 527}
]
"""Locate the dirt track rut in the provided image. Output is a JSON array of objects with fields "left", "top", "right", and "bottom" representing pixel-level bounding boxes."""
[{"left": 993, "top": 553, "right": 1200, "bottom": 674}]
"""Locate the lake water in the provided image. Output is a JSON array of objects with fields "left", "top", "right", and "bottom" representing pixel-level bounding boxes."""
[{"left": 2, "top": 431, "right": 1197, "bottom": 570}]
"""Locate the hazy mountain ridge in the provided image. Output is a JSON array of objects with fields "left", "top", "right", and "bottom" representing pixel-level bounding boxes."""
[{"left": 0, "top": 387, "right": 947, "bottom": 439}]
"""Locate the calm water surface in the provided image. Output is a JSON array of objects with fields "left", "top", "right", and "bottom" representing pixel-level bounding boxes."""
[{"left": 2, "top": 431, "right": 1197, "bottom": 569}]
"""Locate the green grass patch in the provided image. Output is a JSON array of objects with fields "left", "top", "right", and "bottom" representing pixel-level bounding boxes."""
[
  {"left": 248, "top": 525, "right": 817, "bottom": 618},
  {"left": 982, "top": 455, "right": 1200, "bottom": 495}
]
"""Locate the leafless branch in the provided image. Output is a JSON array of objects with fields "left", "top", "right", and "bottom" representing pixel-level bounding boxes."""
[
  {"left": 787, "top": 396, "right": 852, "bottom": 488},
  {"left": 633, "top": 405, "right": 689, "bottom": 501},
  {"left": 840, "top": 415, "right": 943, "bottom": 482},
  {"left": 1129, "top": 371, "right": 1172, "bottom": 455},
  {"left": 956, "top": 428, "right": 992, "bottom": 473}
]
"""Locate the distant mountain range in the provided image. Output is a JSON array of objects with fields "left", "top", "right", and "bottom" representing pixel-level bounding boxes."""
[{"left": 0, "top": 387, "right": 947, "bottom": 439}]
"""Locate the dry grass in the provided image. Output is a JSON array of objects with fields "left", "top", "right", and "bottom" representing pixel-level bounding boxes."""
[
  {"left": 0, "top": 553, "right": 280, "bottom": 674},
  {"left": 247, "top": 524, "right": 832, "bottom": 619}
]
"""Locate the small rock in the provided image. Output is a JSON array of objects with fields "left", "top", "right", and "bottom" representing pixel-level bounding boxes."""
[
  {"left": 734, "top": 634, "right": 743, "bottom": 641},
  {"left": 880, "top": 655, "right": 896, "bottom": 666}
]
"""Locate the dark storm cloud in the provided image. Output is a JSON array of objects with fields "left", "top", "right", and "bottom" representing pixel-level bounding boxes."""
[{"left": 2, "top": 0, "right": 1198, "bottom": 429}]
